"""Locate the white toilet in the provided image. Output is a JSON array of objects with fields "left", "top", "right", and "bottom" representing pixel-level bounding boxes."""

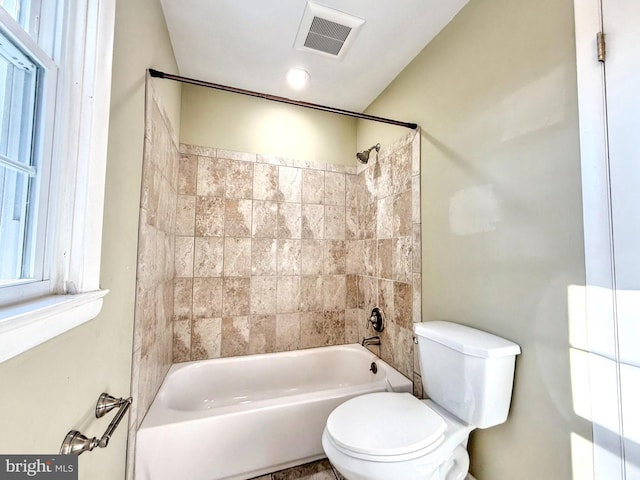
[{"left": 322, "top": 321, "right": 521, "bottom": 480}]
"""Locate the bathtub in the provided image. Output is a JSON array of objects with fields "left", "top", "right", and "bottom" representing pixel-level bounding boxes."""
[{"left": 135, "top": 344, "right": 412, "bottom": 480}]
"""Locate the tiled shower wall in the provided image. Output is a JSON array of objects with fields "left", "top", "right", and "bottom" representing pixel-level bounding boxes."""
[
  {"left": 350, "top": 132, "right": 422, "bottom": 390},
  {"left": 171, "top": 130, "right": 422, "bottom": 390},
  {"left": 128, "top": 79, "right": 179, "bottom": 480}
]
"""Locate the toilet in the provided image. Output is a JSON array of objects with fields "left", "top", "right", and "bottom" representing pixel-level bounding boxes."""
[{"left": 322, "top": 321, "right": 521, "bottom": 480}]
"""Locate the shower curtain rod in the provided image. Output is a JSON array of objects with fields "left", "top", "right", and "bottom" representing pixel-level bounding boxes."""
[{"left": 148, "top": 69, "right": 418, "bottom": 130}]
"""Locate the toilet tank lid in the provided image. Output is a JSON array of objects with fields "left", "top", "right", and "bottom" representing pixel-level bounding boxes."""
[{"left": 414, "top": 321, "right": 521, "bottom": 358}]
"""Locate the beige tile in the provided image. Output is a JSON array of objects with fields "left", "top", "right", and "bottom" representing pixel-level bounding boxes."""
[
  {"left": 277, "top": 239, "right": 301, "bottom": 275},
  {"left": 193, "top": 237, "right": 224, "bottom": 277},
  {"left": 300, "top": 275, "right": 323, "bottom": 312},
  {"left": 375, "top": 154, "right": 393, "bottom": 200},
  {"left": 278, "top": 166, "right": 302, "bottom": 203},
  {"left": 252, "top": 200, "right": 278, "bottom": 238},
  {"left": 359, "top": 275, "right": 378, "bottom": 312},
  {"left": 345, "top": 173, "right": 358, "bottom": 207},
  {"left": 301, "top": 204, "right": 324, "bottom": 239},
  {"left": 258, "top": 153, "right": 292, "bottom": 167},
  {"left": 175, "top": 236, "right": 195, "bottom": 278},
  {"left": 412, "top": 130, "right": 421, "bottom": 176},
  {"left": 392, "top": 145, "right": 412, "bottom": 194},
  {"left": 175, "top": 195, "right": 195, "bottom": 236},
  {"left": 278, "top": 203, "right": 302, "bottom": 239},
  {"left": 323, "top": 275, "right": 346, "bottom": 311},
  {"left": 221, "top": 316, "right": 250, "bottom": 357},
  {"left": 178, "top": 154, "right": 197, "bottom": 195},
  {"left": 223, "top": 277, "right": 251, "bottom": 316},
  {"left": 180, "top": 143, "right": 216, "bottom": 157},
  {"left": 197, "top": 156, "right": 225, "bottom": 197},
  {"left": 276, "top": 313, "right": 300, "bottom": 352},
  {"left": 302, "top": 169, "right": 324, "bottom": 204},
  {"left": 300, "top": 312, "right": 324, "bottom": 349},
  {"left": 172, "top": 318, "right": 191, "bottom": 363},
  {"left": 324, "top": 205, "right": 345, "bottom": 240},
  {"left": 377, "top": 239, "right": 393, "bottom": 280},
  {"left": 393, "top": 325, "right": 414, "bottom": 379},
  {"left": 218, "top": 149, "right": 256, "bottom": 163},
  {"left": 272, "top": 459, "right": 336, "bottom": 480},
  {"left": 323, "top": 240, "right": 346, "bottom": 274},
  {"left": 325, "top": 171, "right": 345, "bottom": 206},
  {"left": 136, "top": 217, "right": 156, "bottom": 287},
  {"left": 392, "top": 236, "right": 412, "bottom": 283},
  {"left": 277, "top": 276, "right": 300, "bottom": 313},
  {"left": 379, "top": 321, "right": 396, "bottom": 367},
  {"left": 360, "top": 201, "right": 377, "bottom": 240},
  {"left": 173, "top": 277, "right": 192, "bottom": 321},
  {"left": 192, "top": 317, "right": 222, "bottom": 360},
  {"left": 301, "top": 239, "right": 323, "bottom": 275},
  {"left": 393, "top": 190, "right": 412, "bottom": 237},
  {"left": 412, "top": 224, "right": 422, "bottom": 273},
  {"left": 376, "top": 196, "right": 394, "bottom": 239},
  {"left": 250, "top": 276, "right": 277, "bottom": 315},
  {"left": 195, "top": 196, "right": 224, "bottom": 237},
  {"left": 345, "top": 309, "right": 361, "bottom": 344},
  {"left": 324, "top": 311, "right": 345, "bottom": 345},
  {"left": 193, "top": 277, "right": 223, "bottom": 318},
  {"left": 224, "top": 199, "right": 252, "bottom": 237},
  {"left": 346, "top": 274, "right": 358, "bottom": 309},
  {"left": 412, "top": 174, "right": 421, "bottom": 224},
  {"left": 140, "top": 165, "right": 156, "bottom": 229},
  {"left": 251, "top": 238, "right": 277, "bottom": 275},
  {"left": 253, "top": 163, "right": 279, "bottom": 201},
  {"left": 394, "top": 281, "right": 413, "bottom": 329},
  {"left": 345, "top": 240, "right": 363, "bottom": 275},
  {"left": 346, "top": 206, "right": 358, "bottom": 240},
  {"left": 378, "top": 279, "right": 395, "bottom": 324},
  {"left": 224, "top": 237, "right": 252, "bottom": 276},
  {"left": 249, "top": 315, "right": 277, "bottom": 354},
  {"left": 362, "top": 239, "right": 377, "bottom": 277},
  {"left": 413, "top": 273, "right": 422, "bottom": 324},
  {"left": 225, "top": 160, "right": 254, "bottom": 199}
]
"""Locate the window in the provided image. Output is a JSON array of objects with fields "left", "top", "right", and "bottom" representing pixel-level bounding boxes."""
[
  {"left": 0, "top": 33, "right": 39, "bottom": 283},
  {"left": 0, "top": 0, "right": 116, "bottom": 362}
]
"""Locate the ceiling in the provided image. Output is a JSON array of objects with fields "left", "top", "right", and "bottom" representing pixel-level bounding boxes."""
[{"left": 159, "top": 0, "right": 470, "bottom": 112}]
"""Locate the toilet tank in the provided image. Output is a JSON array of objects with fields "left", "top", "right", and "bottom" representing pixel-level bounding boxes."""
[{"left": 414, "top": 321, "right": 521, "bottom": 429}]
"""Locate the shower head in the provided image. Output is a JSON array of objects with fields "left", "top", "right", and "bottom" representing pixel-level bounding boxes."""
[{"left": 356, "top": 143, "right": 381, "bottom": 164}]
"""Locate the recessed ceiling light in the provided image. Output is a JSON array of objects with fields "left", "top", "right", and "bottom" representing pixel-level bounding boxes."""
[{"left": 286, "top": 68, "right": 310, "bottom": 90}]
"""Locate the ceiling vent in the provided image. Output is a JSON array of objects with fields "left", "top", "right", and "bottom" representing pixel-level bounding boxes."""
[{"left": 294, "top": 2, "right": 365, "bottom": 60}]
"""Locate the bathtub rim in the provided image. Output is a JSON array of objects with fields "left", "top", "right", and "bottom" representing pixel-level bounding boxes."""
[{"left": 139, "top": 343, "right": 412, "bottom": 428}]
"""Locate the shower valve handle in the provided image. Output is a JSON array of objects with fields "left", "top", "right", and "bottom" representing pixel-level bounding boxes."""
[{"left": 366, "top": 308, "right": 385, "bottom": 332}]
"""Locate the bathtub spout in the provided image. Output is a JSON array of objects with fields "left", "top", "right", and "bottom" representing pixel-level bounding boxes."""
[{"left": 362, "top": 335, "right": 381, "bottom": 347}]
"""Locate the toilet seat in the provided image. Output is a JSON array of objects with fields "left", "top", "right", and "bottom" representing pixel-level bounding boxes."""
[{"left": 325, "top": 392, "right": 446, "bottom": 463}]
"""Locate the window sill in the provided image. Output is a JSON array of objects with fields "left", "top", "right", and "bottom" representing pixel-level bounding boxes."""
[{"left": 0, "top": 289, "right": 108, "bottom": 364}]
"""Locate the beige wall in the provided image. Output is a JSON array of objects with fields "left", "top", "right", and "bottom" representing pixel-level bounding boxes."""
[
  {"left": 180, "top": 85, "right": 357, "bottom": 167},
  {"left": 358, "top": 0, "right": 590, "bottom": 478},
  {"left": 0, "top": 1, "right": 179, "bottom": 479}
]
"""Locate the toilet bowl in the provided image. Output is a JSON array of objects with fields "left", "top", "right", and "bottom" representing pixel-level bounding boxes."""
[
  {"left": 322, "top": 393, "right": 472, "bottom": 480},
  {"left": 322, "top": 321, "right": 521, "bottom": 480}
]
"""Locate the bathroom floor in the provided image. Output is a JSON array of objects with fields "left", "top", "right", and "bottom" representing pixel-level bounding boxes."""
[{"left": 251, "top": 459, "right": 346, "bottom": 480}]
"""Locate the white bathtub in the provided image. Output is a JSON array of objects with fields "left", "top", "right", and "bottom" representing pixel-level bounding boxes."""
[{"left": 135, "top": 344, "right": 412, "bottom": 480}]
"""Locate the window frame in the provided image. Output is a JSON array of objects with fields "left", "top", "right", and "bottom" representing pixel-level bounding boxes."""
[{"left": 0, "top": 0, "right": 115, "bottom": 363}]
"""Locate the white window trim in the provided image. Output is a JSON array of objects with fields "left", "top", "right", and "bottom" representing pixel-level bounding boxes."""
[
  {"left": 0, "top": 0, "right": 116, "bottom": 364},
  {"left": 0, "top": 290, "right": 108, "bottom": 362}
]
